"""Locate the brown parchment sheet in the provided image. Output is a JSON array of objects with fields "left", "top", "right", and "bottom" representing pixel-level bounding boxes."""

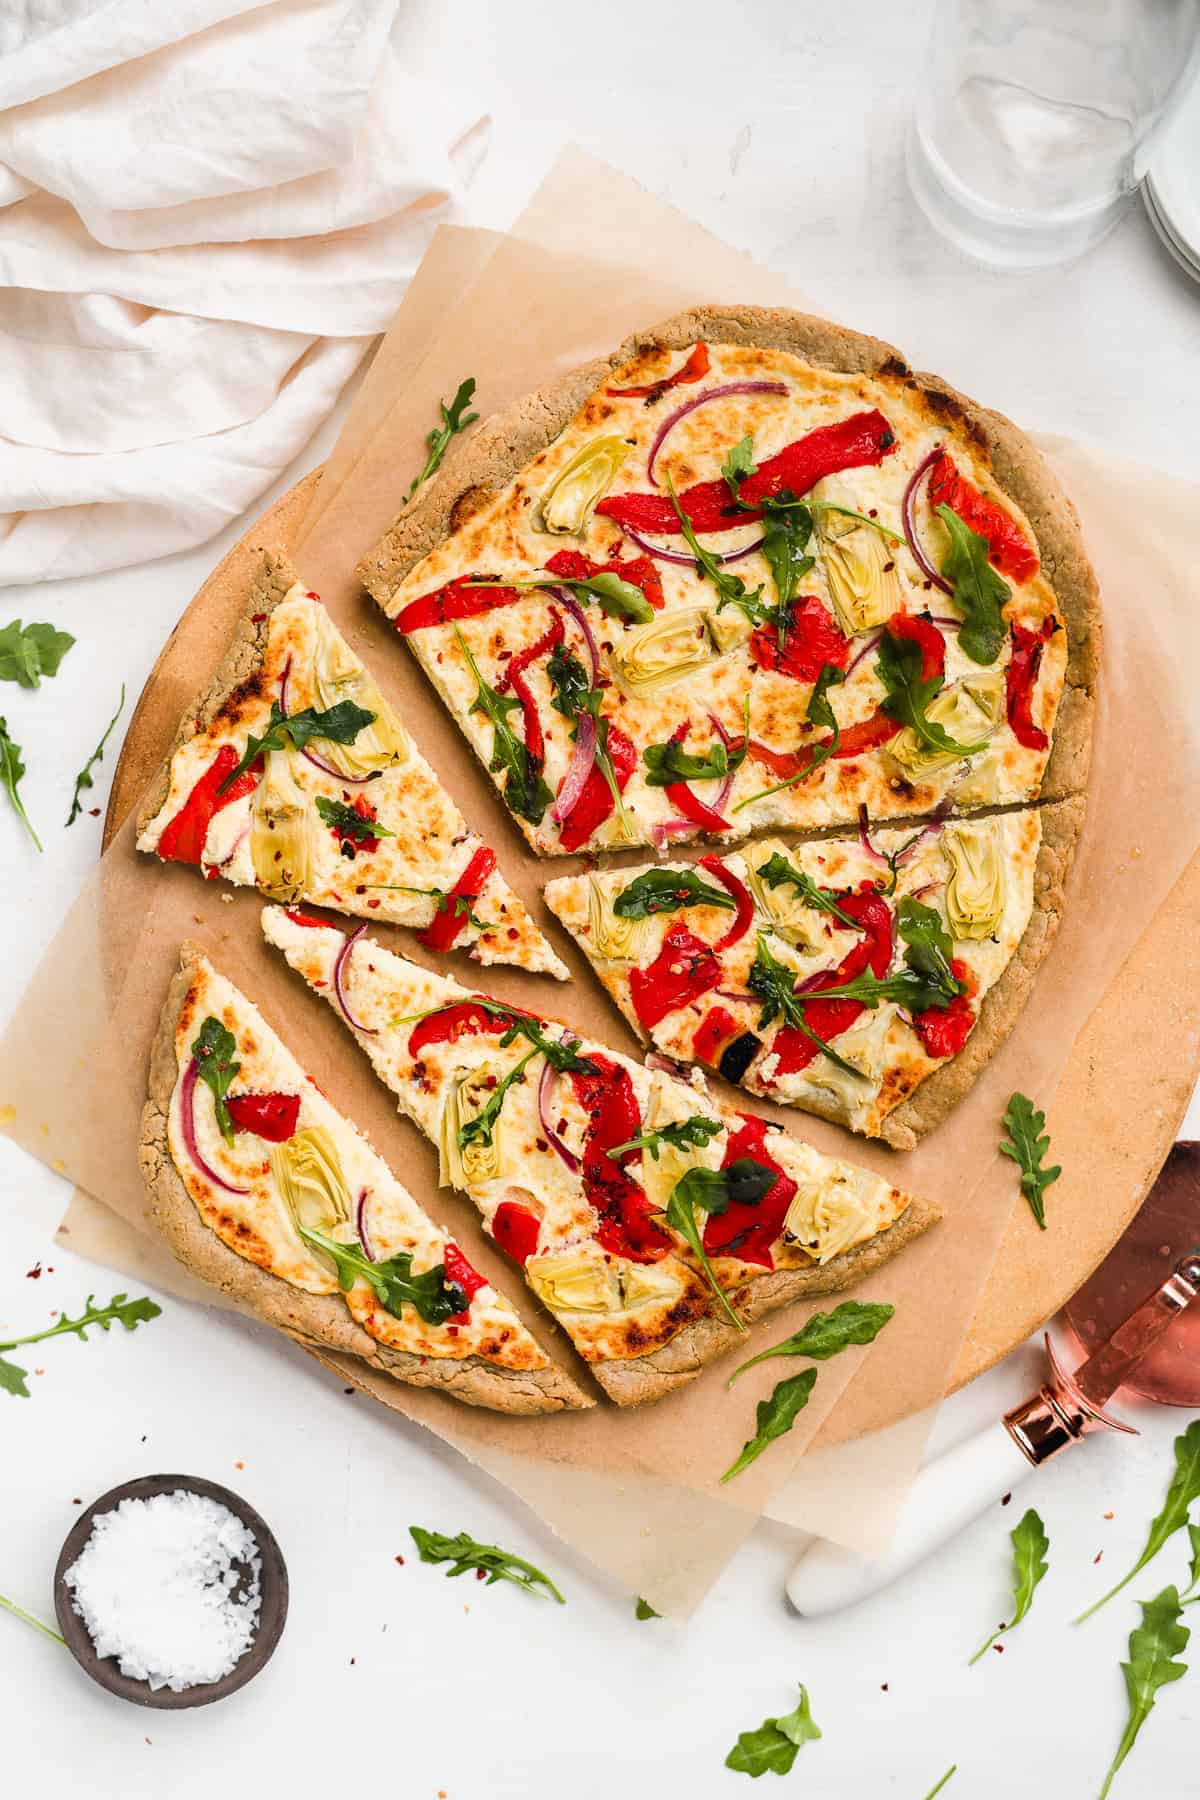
[{"left": 3, "top": 150, "right": 1200, "bottom": 1611}]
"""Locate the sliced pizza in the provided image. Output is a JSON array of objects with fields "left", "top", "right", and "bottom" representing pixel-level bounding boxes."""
[
  {"left": 141, "top": 944, "right": 587, "bottom": 1413},
  {"left": 136, "top": 550, "right": 566, "bottom": 978},
  {"left": 261, "top": 905, "right": 939, "bottom": 1404},
  {"left": 544, "top": 801, "right": 1081, "bottom": 1149},
  {"left": 359, "top": 307, "right": 1096, "bottom": 856}
]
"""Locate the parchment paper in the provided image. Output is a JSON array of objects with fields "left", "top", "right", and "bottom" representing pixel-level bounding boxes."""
[{"left": 3, "top": 151, "right": 1199, "bottom": 1611}]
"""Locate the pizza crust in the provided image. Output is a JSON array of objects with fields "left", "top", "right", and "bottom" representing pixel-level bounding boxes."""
[{"left": 139, "top": 945, "right": 590, "bottom": 1415}]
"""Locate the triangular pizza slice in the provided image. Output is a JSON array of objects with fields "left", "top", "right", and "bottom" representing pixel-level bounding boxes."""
[
  {"left": 142, "top": 945, "right": 587, "bottom": 1413},
  {"left": 137, "top": 550, "right": 566, "bottom": 979},
  {"left": 261, "top": 905, "right": 939, "bottom": 1405}
]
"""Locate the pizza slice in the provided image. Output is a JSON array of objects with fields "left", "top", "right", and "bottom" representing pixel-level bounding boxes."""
[
  {"left": 261, "top": 905, "right": 939, "bottom": 1405},
  {"left": 141, "top": 945, "right": 587, "bottom": 1413},
  {"left": 358, "top": 308, "right": 1095, "bottom": 857},
  {"left": 544, "top": 800, "right": 1081, "bottom": 1149},
  {"left": 136, "top": 550, "right": 566, "bottom": 979}
]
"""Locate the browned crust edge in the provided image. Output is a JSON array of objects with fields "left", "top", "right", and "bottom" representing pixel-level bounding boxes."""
[{"left": 138, "top": 944, "right": 590, "bottom": 1415}]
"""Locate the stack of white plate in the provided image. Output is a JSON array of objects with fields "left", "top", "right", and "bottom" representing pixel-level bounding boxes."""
[{"left": 1144, "top": 80, "right": 1200, "bottom": 283}]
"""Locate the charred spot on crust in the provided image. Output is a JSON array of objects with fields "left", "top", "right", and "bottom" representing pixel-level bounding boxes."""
[
  {"left": 719, "top": 1033, "right": 762, "bottom": 1085},
  {"left": 210, "top": 665, "right": 267, "bottom": 733},
  {"left": 618, "top": 1288, "right": 711, "bottom": 1355},
  {"left": 449, "top": 485, "right": 494, "bottom": 534},
  {"left": 878, "top": 354, "right": 911, "bottom": 380}
]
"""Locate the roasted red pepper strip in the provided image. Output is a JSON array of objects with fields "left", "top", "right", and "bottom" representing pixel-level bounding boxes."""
[
  {"left": 157, "top": 744, "right": 260, "bottom": 865},
  {"left": 443, "top": 1242, "right": 488, "bottom": 1312},
  {"left": 750, "top": 596, "right": 851, "bottom": 682},
  {"left": 886, "top": 610, "right": 946, "bottom": 682},
  {"left": 629, "top": 921, "right": 723, "bottom": 1032},
  {"left": 417, "top": 846, "right": 498, "bottom": 953},
  {"left": 393, "top": 574, "right": 521, "bottom": 636},
  {"left": 544, "top": 548, "right": 664, "bottom": 610},
  {"left": 1005, "top": 618, "right": 1055, "bottom": 751},
  {"left": 492, "top": 1200, "right": 541, "bottom": 1266},
  {"left": 499, "top": 612, "right": 565, "bottom": 770},
  {"left": 664, "top": 779, "right": 733, "bottom": 833},
  {"left": 769, "top": 887, "right": 893, "bottom": 1076},
  {"left": 225, "top": 1092, "right": 301, "bottom": 1143},
  {"left": 570, "top": 1055, "right": 671, "bottom": 1263},
  {"left": 928, "top": 451, "right": 1039, "bottom": 583},
  {"left": 702, "top": 1113, "right": 797, "bottom": 1270},
  {"left": 556, "top": 721, "right": 636, "bottom": 853},
  {"left": 408, "top": 1001, "right": 511, "bottom": 1058},
  {"left": 607, "top": 342, "right": 710, "bottom": 400},
  {"left": 284, "top": 908, "right": 328, "bottom": 929},
  {"left": 692, "top": 1005, "right": 741, "bottom": 1066},
  {"left": 748, "top": 709, "right": 902, "bottom": 783},
  {"left": 697, "top": 854, "right": 754, "bottom": 950},
  {"left": 913, "top": 959, "right": 976, "bottom": 1059},
  {"left": 596, "top": 409, "right": 896, "bottom": 537}
]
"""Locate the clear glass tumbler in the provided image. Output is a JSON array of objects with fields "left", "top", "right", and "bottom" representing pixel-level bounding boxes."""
[{"left": 908, "top": 0, "right": 1200, "bottom": 268}]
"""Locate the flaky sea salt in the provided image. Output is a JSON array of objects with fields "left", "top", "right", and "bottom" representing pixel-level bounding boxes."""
[{"left": 64, "top": 1490, "right": 262, "bottom": 1691}]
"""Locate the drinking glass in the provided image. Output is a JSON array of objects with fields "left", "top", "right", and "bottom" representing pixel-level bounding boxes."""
[{"left": 908, "top": 0, "right": 1200, "bottom": 268}]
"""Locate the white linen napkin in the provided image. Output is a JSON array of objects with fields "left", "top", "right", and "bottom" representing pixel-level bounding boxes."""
[{"left": 0, "top": 0, "right": 487, "bottom": 587}]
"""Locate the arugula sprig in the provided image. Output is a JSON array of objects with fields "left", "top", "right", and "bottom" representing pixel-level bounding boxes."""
[
  {"left": 191, "top": 1016, "right": 240, "bottom": 1145},
  {"left": 0, "top": 718, "right": 41, "bottom": 850},
  {"left": 545, "top": 640, "right": 631, "bottom": 835},
  {"left": 613, "top": 866, "right": 736, "bottom": 919},
  {"left": 969, "top": 1508, "right": 1049, "bottom": 1664},
  {"left": 455, "top": 627, "right": 552, "bottom": 825},
  {"left": 937, "top": 504, "right": 1009, "bottom": 665},
  {"left": 733, "top": 662, "right": 844, "bottom": 811},
  {"left": 0, "top": 1293, "right": 162, "bottom": 1400},
  {"left": 999, "top": 1092, "right": 1060, "bottom": 1231},
  {"left": 361, "top": 881, "right": 492, "bottom": 932},
  {"left": 409, "top": 1526, "right": 565, "bottom": 1603},
  {"left": 434, "top": 1002, "right": 595, "bottom": 1154},
  {"left": 666, "top": 472, "right": 768, "bottom": 625},
  {"left": 728, "top": 1300, "right": 894, "bottom": 1385},
  {"left": 875, "top": 630, "right": 987, "bottom": 759},
  {"left": 635, "top": 1596, "right": 660, "bottom": 1621},
  {"left": 745, "top": 935, "right": 868, "bottom": 1082},
  {"left": 0, "top": 1591, "right": 65, "bottom": 1644},
  {"left": 314, "top": 795, "right": 394, "bottom": 845},
  {"left": 1077, "top": 1420, "right": 1200, "bottom": 1623},
  {"left": 725, "top": 1682, "right": 821, "bottom": 1777},
  {"left": 300, "top": 1226, "right": 468, "bottom": 1326},
  {"left": 643, "top": 727, "right": 747, "bottom": 787},
  {"left": 1100, "top": 1586, "right": 1190, "bottom": 1799},
  {"left": 721, "top": 1370, "right": 818, "bottom": 1482},
  {"left": 217, "top": 698, "right": 375, "bottom": 795},
  {"left": 404, "top": 378, "right": 479, "bottom": 504},
  {"left": 750, "top": 899, "right": 964, "bottom": 1028},
  {"left": 495, "top": 570, "right": 653, "bottom": 625},
  {"left": 665, "top": 1161, "right": 778, "bottom": 1331},
  {"left": 610, "top": 1114, "right": 724, "bottom": 1161},
  {"left": 66, "top": 685, "right": 125, "bottom": 827},
  {"left": 0, "top": 620, "right": 74, "bottom": 689},
  {"left": 920, "top": 1770, "right": 958, "bottom": 1800},
  {"left": 759, "top": 493, "right": 816, "bottom": 626},
  {"left": 752, "top": 851, "right": 862, "bottom": 930}
]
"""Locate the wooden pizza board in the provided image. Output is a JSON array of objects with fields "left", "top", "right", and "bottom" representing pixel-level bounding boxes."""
[{"left": 104, "top": 471, "right": 1200, "bottom": 1409}]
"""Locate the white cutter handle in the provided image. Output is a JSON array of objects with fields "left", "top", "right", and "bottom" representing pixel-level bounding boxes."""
[{"left": 786, "top": 1422, "right": 1035, "bottom": 1616}]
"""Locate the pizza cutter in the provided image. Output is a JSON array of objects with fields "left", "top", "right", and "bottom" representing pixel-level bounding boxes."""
[{"left": 787, "top": 1144, "right": 1200, "bottom": 1615}]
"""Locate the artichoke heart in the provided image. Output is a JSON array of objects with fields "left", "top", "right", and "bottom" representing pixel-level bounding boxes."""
[
  {"left": 784, "top": 1165, "right": 880, "bottom": 1265},
  {"left": 312, "top": 611, "right": 407, "bottom": 776},
  {"left": 705, "top": 605, "right": 754, "bottom": 655},
  {"left": 943, "top": 820, "right": 1007, "bottom": 940},
  {"left": 791, "top": 1006, "right": 892, "bottom": 1110},
  {"left": 250, "top": 750, "right": 311, "bottom": 901},
  {"left": 818, "top": 507, "right": 904, "bottom": 635},
  {"left": 742, "top": 840, "right": 825, "bottom": 950},
  {"left": 271, "top": 1125, "right": 352, "bottom": 1239},
  {"left": 537, "top": 435, "right": 629, "bottom": 535},
  {"left": 617, "top": 1259, "right": 684, "bottom": 1312},
  {"left": 527, "top": 1251, "right": 620, "bottom": 1315},
  {"left": 437, "top": 1063, "right": 510, "bottom": 1190},
  {"left": 612, "top": 607, "right": 716, "bottom": 695},
  {"left": 587, "top": 874, "right": 647, "bottom": 964},
  {"left": 889, "top": 669, "right": 1005, "bottom": 780}
]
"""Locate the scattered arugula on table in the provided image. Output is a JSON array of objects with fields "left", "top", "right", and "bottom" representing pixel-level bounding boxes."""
[
  {"left": 0, "top": 620, "right": 74, "bottom": 690},
  {"left": 920, "top": 1769, "right": 957, "bottom": 1800},
  {"left": 999, "top": 1092, "right": 1060, "bottom": 1231},
  {"left": 721, "top": 1370, "right": 819, "bottom": 1483},
  {"left": 409, "top": 1527, "right": 565, "bottom": 1603},
  {"left": 0, "top": 1592, "right": 64, "bottom": 1645},
  {"left": 635, "top": 1596, "right": 660, "bottom": 1620},
  {"left": 1183, "top": 1523, "right": 1200, "bottom": 1602},
  {"left": 728, "top": 1301, "right": 895, "bottom": 1385},
  {"left": 665, "top": 1161, "right": 777, "bottom": 1332},
  {"left": 734, "top": 662, "right": 844, "bottom": 810},
  {"left": 613, "top": 866, "right": 736, "bottom": 919},
  {"left": 545, "top": 640, "right": 631, "bottom": 834},
  {"left": 1077, "top": 1421, "right": 1200, "bottom": 1623},
  {"left": 969, "top": 1508, "right": 1049, "bottom": 1665},
  {"left": 314, "top": 794, "right": 394, "bottom": 844},
  {"left": 0, "top": 718, "right": 40, "bottom": 850},
  {"left": 300, "top": 1226, "right": 468, "bottom": 1327},
  {"left": 454, "top": 627, "right": 552, "bottom": 825},
  {"left": 875, "top": 629, "right": 987, "bottom": 758},
  {"left": 0, "top": 1293, "right": 161, "bottom": 1400},
  {"left": 752, "top": 851, "right": 862, "bottom": 930},
  {"left": 404, "top": 377, "right": 479, "bottom": 504},
  {"left": 1099, "top": 1585, "right": 1190, "bottom": 1799},
  {"left": 609, "top": 1114, "right": 724, "bottom": 1161},
  {"left": 217, "top": 698, "right": 375, "bottom": 794},
  {"left": 66, "top": 684, "right": 125, "bottom": 827},
  {"left": 191, "top": 1015, "right": 240, "bottom": 1146},
  {"left": 725, "top": 1682, "right": 821, "bottom": 1777},
  {"left": 936, "top": 504, "right": 1009, "bottom": 666}
]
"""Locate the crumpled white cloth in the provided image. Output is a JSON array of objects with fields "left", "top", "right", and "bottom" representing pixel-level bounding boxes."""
[{"left": 0, "top": 0, "right": 487, "bottom": 587}]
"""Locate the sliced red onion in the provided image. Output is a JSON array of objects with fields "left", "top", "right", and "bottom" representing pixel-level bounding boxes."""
[
  {"left": 650, "top": 818, "right": 696, "bottom": 851},
  {"left": 551, "top": 710, "right": 598, "bottom": 824},
  {"left": 901, "top": 448, "right": 953, "bottom": 596},
  {"left": 278, "top": 656, "right": 292, "bottom": 711},
  {"left": 180, "top": 1059, "right": 250, "bottom": 1196},
  {"left": 846, "top": 628, "right": 884, "bottom": 677},
  {"left": 537, "top": 1052, "right": 580, "bottom": 1173},
  {"left": 908, "top": 879, "right": 944, "bottom": 901},
  {"left": 554, "top": 587, "right": 600, "bottom": 686},
  {"left": 356, "top": 1187, "right": 377, "bottom": 1261},
  {"left": 619, "top": 521, "right": 765, "bottom": 567},
  {"left": 928, "top": 615, "right": 963, "bottom": 631},
  {"left": 701, "top": 712, "right": 737, "bottom": 817},
  {"left": 857, "top": 804, "right": 889, "bottom": 867},
  {"left": 279, "top": 650, "right": 374, "bottom": 784},
  {"left": 333, "top": 925, "right": 377, "bottom": 1035},
  {"left": 645, "top": 1050, "right": 694, "bottom": 1079},
  {"left": 646, "top": 380, "right": 788, "bottom": 486}
]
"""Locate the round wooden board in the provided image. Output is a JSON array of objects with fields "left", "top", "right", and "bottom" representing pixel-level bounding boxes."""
[{"left": 105, "top": 473, "right": 1200, "bottom": 1413}]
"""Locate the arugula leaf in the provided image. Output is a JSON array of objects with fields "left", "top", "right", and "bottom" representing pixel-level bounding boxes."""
[
  {"left": 896, "top": 896, "right": 961, "bottom": 997},
  {"left": 729, "top": 1300, "right": 895, "bottom": 1384},
  {"left": 0, "top": 1357, "right": 29, "bottom": 1399},
  {"left": 191, "top": 1016, "right": 240, "bottom": 1145},
  {"left": 969, "top": 1508, "right": 1050, "bottom": 1664},
  {"left": 733, "top": 662, "right": 844, "bottom": 811},
  {"left": 0, "top": 1592, "right": 65, "bottom": 1646},
  {"left": 875, "top": 630, "right": 988, "bottom": 758},
  {"left": 745, "top": 935, "right": 871, "bottom": 1081},
  {"left": 217, "top": 699, "right": 375, "bottom": 794},
  {"left": 664, "top": 1161, "right": 777, "bottom": 1332},
  {"left": 722, "top": 1369, "right": 818, "bottom": 1482},
  {"left": 613, "top": 866, "right": 736, "bottom": 919},
  {"left": 66, "top": 684, "right": 125, "bottom": 827},
  {"left": 609, "top": 1115, "right": 724, "bottom": 1161},
  {"left": 544, "top": 640, "right": 632, "bottom": 837},
  {"left": 635, "top": 1596, "right": 660, "bottom": 1620},
  {"left": 753, "top": 851, "right": 861, "bottom": 930},
  {"left": 362, "top": 882, "right": 491, "bottom": 932},
  {"left": 936, "top": 504, "right": 1010, "bottom": 665},
  {"left": 0, "top": 719, "right": 41, "bottom": 851},
  {"left": 747, "top": 900, "right": 964, "bottom": 1030},
  {"left": 413, "top": 996, "right": 594, "bottom": 1079},
  {"left": 404, "top": 377, "right": 479, "bottom": 504},
  {"left": 722, "top": 433, "right": 759, "bottom": 500},
  {"left": 1099, "top": 1586, "right": 1189, "bottom": 1800},
  {"left": 920, "top": 1769, "right": 957, "bottom": 1800},
  {"left": 301, "top": 1226, "right": 468, "bottom": 1326},
  {"left": 514, "top": 570, "right": 653, "bottom": 624},
  {"left": 725, "top": 1683, "right": 821, "bottom": 1777},
  {"left": 457, "top": 1046, "right": 541, "bottom": 1153},
  {"left": 450, "top": 1010, "right": 595, "bottom": 1154},
  {"left": 0, "top": 620, "right": 75, "bottom": 689},
  {"left": 999, "top": 1091, "right": 1060, "bottom": 1231},
  {"left": 409, "top": 1526, "right": 564, "bottom": 1602},
  {"left": 314, "top": 795, "right": 394, "bottom": 844},
  {"left": 760, "top": 494, "right": 816, "bottom": 618},
  {"left": 643, "top": 732, "right": 746, "bottom": 787},
  {"left": 454, "top": 627, "right": 552, "bottom": 825},
  {"left": 1077, "top": 1421, "right": 1200, "bottom": 1623},
  {"left": 666, "top": 473, "right": 768, "bottom": 626},
  {"left": 1183, "top": 1522, "right": 1200, "bottom": 1601},
  {"left": 0, "top": 1292, "right": 162, "bottom": 1402}
]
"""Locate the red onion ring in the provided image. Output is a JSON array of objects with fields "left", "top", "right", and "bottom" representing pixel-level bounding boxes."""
[
  {"left": 908, "top": 879, "right": 944, "bottom": 901},
  {"left": 553, "top": 587, "right": 601, "bottom": 687},
  {"left": 846, "top": 629, "right": 884, "bottom": 677},
  {"left": 551, "top": 710, "right": 598, "bottom": 824},
  {"left": 645, "top": 1051, "right": 694, "bottom": 1079},
  {"left": 646, "top": 380, "right": 788, "bottom": 487},
  {"left": 333, "top": 925, "right": 377, "bottom": 1035},
  {"left": 857, "top": 804, "right": 889, "bottom": 867},
  {"left": 356, "top": 1187, "right": 377, "bottom": 1261},
  {"left": 537, "top": 1049, "right": 580, "bottom": 1173},
  {"left": 650, "top": 818, "right": 697, "bottom": 851},
  {"left": 901, "top": 448, "right": 953, "bottom": 595},
  {"left": 180, "top": 1058, "right": 250, "bottom": 1196},
  {"left": 619, "top": 521, "right": 766, "bottom": 567},
  {"left": 279, "top": 653, "right": 375, "bottom": 785},
  {"left": 928, "top": 615, "right": 963, "bottom": 631},
  {"left": 700, "top": 710, "right": 737, "bottom": 818}
]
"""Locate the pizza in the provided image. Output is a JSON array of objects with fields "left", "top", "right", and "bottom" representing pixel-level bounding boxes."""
[
  {"left": 261, "top": 904, "right": 939, "bottom": 1405},
  {"left": 137, "top": 550, "right": 566, "bottom": 979},
  {"left": 140, "top": 946, "right": 587, "bottom": 1414},
  {"left": 545, "top": 799, "right": 1081, "bottom": 1148},
  {"left": 358, "top": 307, "right": 1096, "bottom": 858}
]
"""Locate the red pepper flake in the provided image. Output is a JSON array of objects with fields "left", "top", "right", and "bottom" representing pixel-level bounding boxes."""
[
  {"left": 1094, "top": 1551, "right": 1103, "bottom": 1564},
  {"left": 25, "top": 1263, "right": 41, "bottom": 1279},
  {"left": 475, "top": 1567, "right": 487, "bottom": 1581},
  {"left": 880, "top": 1683, "right": 889, "bottom": 1692},
  {"left": 1001, "top": 1492, "right": 1012, "bottom": 1505},
  {"left": 1104, "top": 1511, "right": 1114, "bottom": 1520},
  {"left": 993, "top": 1642, "right": 1005, "bottom": 1654},
  {"left": 72, "top": 1497, "right": 82, "bottom": 1505},
  {"left": 343, "top": 1387, "right": 355, "bottom": 1395},
  {"left": 394, "top": 1554, "right": 405, "bottom": 1565},
  {"left": 251, "top": 611, "right": 267, "bottom": 622},
  {"left": 234, "top": 1460, "right": 245, "bottom": 1470}
]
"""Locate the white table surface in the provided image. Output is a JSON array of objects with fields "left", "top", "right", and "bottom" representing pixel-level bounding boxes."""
[{"left": 3, "top": 4, "right": 1199, "bottom": 1794}]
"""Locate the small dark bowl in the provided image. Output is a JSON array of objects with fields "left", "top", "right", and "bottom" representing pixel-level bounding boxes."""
[{"left": 54, "top": 1473, "right": 288, "bottom": 1709}]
